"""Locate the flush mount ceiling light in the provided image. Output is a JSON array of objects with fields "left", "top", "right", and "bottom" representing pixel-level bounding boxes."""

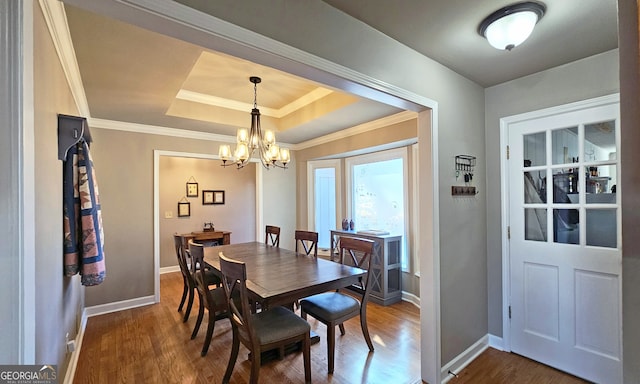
[{"left": 478, "top": 1, "right": 546, "bottom": 51}]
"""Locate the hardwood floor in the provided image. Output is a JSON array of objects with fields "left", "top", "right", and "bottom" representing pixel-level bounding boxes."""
[
  {"left": 73, "top": 272, "right": 586, "bottom": 383},
  {"left": 73, "top": 271, "right": 421, "bottom": 383},
  {"left": 448, "top": 348, "right": 589, "bottom": 384}
]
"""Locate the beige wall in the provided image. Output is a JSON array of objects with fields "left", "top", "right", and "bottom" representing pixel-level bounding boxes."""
[
  {"left": 159, "top": 156, "right": 256, "bottom": 267},
  {"left": 33, "top": 2, "right": 84, "bottom": 376}
]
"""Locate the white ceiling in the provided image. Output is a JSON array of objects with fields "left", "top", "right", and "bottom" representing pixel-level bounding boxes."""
[{"left": 59, "top": 0, "right": 619, "bottom": 145}]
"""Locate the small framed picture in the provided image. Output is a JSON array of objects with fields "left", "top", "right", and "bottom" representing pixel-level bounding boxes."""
[
  {"left": 212, "top": 190, "right": 225, "bottom": 205},
  {"left": 186, "top": 182, "right": 198, "bottom": 197},
  {"left": 202, "top": 190, "right": 215, "bottom": 205},
  {"left": 178, "top": 201, "right": 191, "bottom": 217}
]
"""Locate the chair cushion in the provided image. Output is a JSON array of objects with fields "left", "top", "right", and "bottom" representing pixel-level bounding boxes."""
[
  {"left": 300, "top": 292, "right": 360, "bottom": 321},
  {"left": 252, "top": 306, "right": 310, "bottom": 345}
]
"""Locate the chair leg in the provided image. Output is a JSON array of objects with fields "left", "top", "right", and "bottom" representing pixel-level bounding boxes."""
[
  {"left": 191, "top": 293, "right": 204, "bottom": 339},
  {"left": 183, "top": 286, "right": 195, "bottom": 322},
  {"left": 178, "top": 276, "right": 188, "bottom": 312},
  {"left": 338, "top": 323, "right": 346, "bottom": 335},
  {"left": 303, "top": 333, "right": 311, "bottom": 384},
  {"left": 249, "top": 345, "right": 261, "bottom": 384},
  {"left": 327, "top": 322, "right": 336, "bottom": 374},
  {"left": 201, "top": 310, "right": 216, "bottom": 357},
  {"left": 360, "top": 309, "right": 374, "bottom": 351},
  {"left": 223, "top": 330, "right": 240, "bottom": 384}
]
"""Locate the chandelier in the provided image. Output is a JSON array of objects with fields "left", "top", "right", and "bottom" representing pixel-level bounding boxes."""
[{"left": 218, "top": 76, "right": 290, "bottom": 169}]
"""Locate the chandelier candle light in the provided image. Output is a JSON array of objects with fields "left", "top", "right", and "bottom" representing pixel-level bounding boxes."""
[{"left": 218, "top": 76, "right": 290, "bottom": 169}]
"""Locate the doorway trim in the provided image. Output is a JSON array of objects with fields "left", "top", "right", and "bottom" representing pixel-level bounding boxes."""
[{"left": 499, "top": 93, "right": 621, "bottom": 353}]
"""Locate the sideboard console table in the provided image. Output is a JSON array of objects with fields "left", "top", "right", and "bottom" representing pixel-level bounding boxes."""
[
  {"left": 330, "top": 229, "right": 402, "bottom": 306},
  {"left": 180, "top": 231, "right": 231, "bottom": 250}
]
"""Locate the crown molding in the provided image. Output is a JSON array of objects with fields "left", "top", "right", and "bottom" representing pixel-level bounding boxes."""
[
  {"left": 291, "top": 110, "right": 417, "bottom": 151},
  {"left": 176, "top": 87, "right": 333, "bottom": 119},
  {"left": 88, "top": 110, "right": 416, "bottom": 151},
  {"left": 88, "top": 118, "right": 237, "bottom": 143},
  {"left": 38, "top": 0, "right": 90, "bottom": 117}
]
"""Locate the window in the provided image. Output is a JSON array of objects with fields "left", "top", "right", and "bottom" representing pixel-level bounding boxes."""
[
  {"left": 307, "top": 160, "right": 341, "bottom": 250},
  {"left": 346, "top": 148, "right": 409, "bottom": 271}
]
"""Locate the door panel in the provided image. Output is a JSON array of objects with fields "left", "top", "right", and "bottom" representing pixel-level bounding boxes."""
[{"left": 507, "top": 98, "right": 621, "bottom": 384}]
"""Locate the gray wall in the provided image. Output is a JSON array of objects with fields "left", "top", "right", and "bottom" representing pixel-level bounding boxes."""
[
  {"left": 618, "top": 0, "right": 640, "bottom": 382},
  {"left": 484, "top": 49, "right": 620, "bottom": 337},
  {"left": 0, "top": 0, "right": 24, "bottom": 364}
]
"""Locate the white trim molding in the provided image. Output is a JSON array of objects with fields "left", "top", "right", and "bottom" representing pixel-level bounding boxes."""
[
  {"left": 38, "top": 0, "right": 90, "bottom": 116},
  {"left": 84, "top": 295, "right": 156, "bottom": 318},
  {"left": 441, "top": 335, "right": 490, "bottom": 383}
]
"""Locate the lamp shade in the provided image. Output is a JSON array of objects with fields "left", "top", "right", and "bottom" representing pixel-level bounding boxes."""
[{"left": 479, "top": 2, "right": 546, "bottom": 51}]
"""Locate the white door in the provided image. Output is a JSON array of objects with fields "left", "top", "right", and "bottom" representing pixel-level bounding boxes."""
[{"left": 507, "top": 96, "right": 621, "bottom": 383}]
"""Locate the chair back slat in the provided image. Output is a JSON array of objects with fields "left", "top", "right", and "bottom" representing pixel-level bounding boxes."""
[
  {"left": 173, "top": 234, "right": 191, "bottom": 280},
  {"left": 265, "top": 225, "right": 281, "bottom": 247},
  {"left": 189, "top": 241, "right": 220, "bottom": 312},
  {"left": 219, "top": 252, "right": 255, "bottom": 346},
  {"left": 295, "top": 230, "right": 318, "bottom": 257},
  {"left": 338, "top": 237, "right": 375, "bottom": 294}
]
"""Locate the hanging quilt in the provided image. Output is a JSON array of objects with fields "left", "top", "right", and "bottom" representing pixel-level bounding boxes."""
[{"left": 63, "top": 139, "right": 106, "bottom": 286}]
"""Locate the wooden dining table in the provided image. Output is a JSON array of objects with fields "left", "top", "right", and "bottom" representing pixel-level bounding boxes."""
[{"left": 203, "top": 241, "right": 367, "bottom": 309}]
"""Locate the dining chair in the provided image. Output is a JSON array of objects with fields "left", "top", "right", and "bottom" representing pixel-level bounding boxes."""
[
  {"left": 294, "top": 230, "right": 318, "bottom": 257},
  {"left": 188, "top": 241, "right": 228, "bottom": 356},
  {"left": 299, "top": 236, "right": 375, "bottom": 374},
  {"left": 219, "top": 252, "right": 311, "bottom": 384},
  {"left": 173, "top": 234, "right": 194, "bottom": 321},
  {"left": 265, "top": 225, "right": 280, "bottom": 247}
]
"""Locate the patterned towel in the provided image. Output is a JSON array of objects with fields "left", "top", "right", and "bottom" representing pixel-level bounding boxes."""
[{"left": 63, "top": 139, "right": 106, "bottom": 286}]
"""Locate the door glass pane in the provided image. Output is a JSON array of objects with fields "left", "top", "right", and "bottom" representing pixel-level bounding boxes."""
[
  {"left": 586, "top": 209, "right": 617, "bottom": 248},
  {"left": 314, "top": 168, "right": 336, "bottom": 249},
  {"left": 523, "top": 132, "right": 546, "bottom": 167},
  {"left": 553, "top": 208, "right": 579, "bottom": 244},
  {"left": 552, "top": 168, "right": 579, "bottom": 203},
  {"left": 584, "top": 120, "right": 616, "bottom": 162},
  {"left": 525, "top": 208, "right": 547, "bottom": 241},
  {"left": 524, "top": 171, "right": 546, "bottom": 203},
  {"left": 552, "top": 126, "right": 579, "bottom": 165}
]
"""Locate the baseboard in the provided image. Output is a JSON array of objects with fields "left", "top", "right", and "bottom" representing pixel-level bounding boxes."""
[
  {"left": 84, "top": 295, "right": 156, "bottom": 317},
  {"left": 62, "top": 310, "right": 88, "bottom": 384},
  {"left": 160, "top": 265, "right": 180, "bottom": 274},
  {"left": 402, "top": 291, "right": 420, "bottom": 308},
  {"left": 440, "top": 334, "right": 490, "bottom": 383},
  {"left": 488, "top": 334, "right": 504, "bottom": 351}
]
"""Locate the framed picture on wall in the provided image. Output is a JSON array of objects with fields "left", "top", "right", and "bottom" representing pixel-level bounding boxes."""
[
  {"left": 178, "top": 201, "right": 191, "bottom": 217},
  {"left": 186, "top": 182, "right": 198, "bottom": 197},
  {"left": 213, "top": 190, "right": 225, "bottom": 205},
  {"left": 202, "top": 190, "right": 215, "bottom": 205}
]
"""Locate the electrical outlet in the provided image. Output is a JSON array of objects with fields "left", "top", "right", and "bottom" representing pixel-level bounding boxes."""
[
  {"left": 65, "top": 332, "right": 76, "bottom": 353},
  {"left": 165, "top": 211, "right": 173, "bottom": 219}
]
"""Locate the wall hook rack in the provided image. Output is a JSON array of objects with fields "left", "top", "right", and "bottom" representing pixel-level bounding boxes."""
[{"left": 58, "top": 114, "right": 92, "bottom": 161}]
